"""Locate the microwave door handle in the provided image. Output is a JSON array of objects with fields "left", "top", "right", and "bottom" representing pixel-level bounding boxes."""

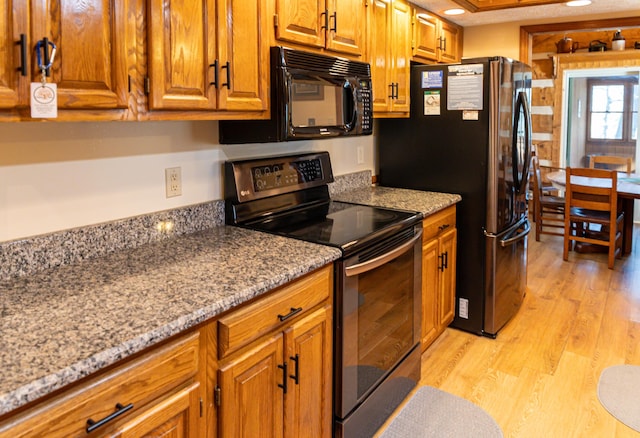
[{"left": 345, "top": 80, "right": 357, "bottom": 132}]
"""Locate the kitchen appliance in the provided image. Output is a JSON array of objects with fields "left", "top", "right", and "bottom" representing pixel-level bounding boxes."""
[
  {"left": 219, "top": 47, "right": 373, "bottom": 144},
  {"left": 225, "top": 151, "right": 422, "bottom": 437},
  {"left": 377, "top": 56, "right": 532, "bottom": 337}
]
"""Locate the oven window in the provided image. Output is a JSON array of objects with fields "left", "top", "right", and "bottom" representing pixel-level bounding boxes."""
[
  {"left": 341, "top": 239, "right": 418, "bottom": 407},
  {"left": 290, "top": 76, "right": 347, "bottom": 128}
]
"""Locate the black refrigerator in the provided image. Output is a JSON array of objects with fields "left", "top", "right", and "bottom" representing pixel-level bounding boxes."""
[{"left": 377, "top": 56, "right": 532, "bottom": 337}]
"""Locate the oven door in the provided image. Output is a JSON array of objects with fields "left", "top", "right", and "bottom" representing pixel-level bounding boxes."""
[{"left": 335, "top": 224, "right": 422, "bottom": 419}]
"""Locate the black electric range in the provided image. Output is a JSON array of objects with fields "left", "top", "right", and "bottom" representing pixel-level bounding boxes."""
[{"left": 224, "top": 151, "right": 424, "bottom": 438}]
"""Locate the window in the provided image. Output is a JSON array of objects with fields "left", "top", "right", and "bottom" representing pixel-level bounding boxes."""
[{"left": 587, "top": 76, "right": 638, "bottom": 146}]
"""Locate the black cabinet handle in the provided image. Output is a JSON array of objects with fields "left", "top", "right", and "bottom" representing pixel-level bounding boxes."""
[
  {"left": 321, "top": 10, "right": 328, "bottom": 30},
  {"left": 388, "top": 83, "right": 394, "bottom": 99},
  {"left": 278, "top": 362, "right": 288, "bottom": 393},
  {"left": 209, "top": 60, "right": 218, "bottom": 88},
  {"left": 289, "top": 354, "right": 299, "bottom": 384},
  {"left": 17, "top": 34, "right": 27, "bottom": 76},
  {"left": 330, "top": 12, "right": 337, "bottom": 32},
  {"left": 278, "top": 307, "right": 302, "bottom": 322},
  {"left": 438, "top": 224, "right": 450, "bottom": 232},
  {"left": 221, "top": 61, "right": 230, "bottom": 89},
  {"left": 86, "top": 403, "right": 133, "bottom": 433}
]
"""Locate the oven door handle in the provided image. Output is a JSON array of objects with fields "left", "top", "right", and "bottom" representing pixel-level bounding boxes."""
[{"left": 345, "top": 229, "right": 423, "bottom": 277}]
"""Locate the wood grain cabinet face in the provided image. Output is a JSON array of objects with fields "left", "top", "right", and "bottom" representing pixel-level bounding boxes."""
[
  {"left": 216, "top": 266, "right": 333, "bottom": 438},
  {"left": 411, "top": 6, "right": 462, "bottom": 64},
  {"left": 30, "top": 0, "right": 135, "bottom": 111},
  {"left": 421, "top": 206, "right": 457, "bottom": 350},
  {"left": 274, "top": 0, "right": 365, "bottom": 57},
  {"left": 147, "top": 0, "right": 269, "bottom": 112},
  {"left": 367, "top": 0, "right": 411, "bottom": 116},
  {"left": 0, "top": 1, "right": 28, "bottom": 109}
]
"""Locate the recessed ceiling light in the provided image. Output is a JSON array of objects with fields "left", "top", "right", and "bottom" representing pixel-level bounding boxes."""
[
  {"left": 566, "top": 0, "right": 591, "bottom": 6},
  {"left": 444, "top": 8, "right": 465, "bottom": 15}
]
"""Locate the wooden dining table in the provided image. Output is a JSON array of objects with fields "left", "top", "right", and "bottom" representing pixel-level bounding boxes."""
[{"left": 547, "top": 170, "right": 640, "bottom": 255}]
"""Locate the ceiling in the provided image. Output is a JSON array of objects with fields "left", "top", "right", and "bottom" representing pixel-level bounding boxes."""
[{"left": 411, "top": 0, "right": 640, "bottom": 27}]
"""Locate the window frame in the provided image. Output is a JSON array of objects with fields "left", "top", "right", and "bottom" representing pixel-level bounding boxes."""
[{"left": 586, "top": 76, "right": 638, "bottom": 147}]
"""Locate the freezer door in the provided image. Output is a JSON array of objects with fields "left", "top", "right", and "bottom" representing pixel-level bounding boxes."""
[{"left": 484, "top": 217, "right": 529, "bottom": 336}]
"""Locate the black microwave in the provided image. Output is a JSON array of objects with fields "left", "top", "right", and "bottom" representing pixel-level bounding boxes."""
[{"left": 219, "top": 47, "right": 373, "bottom": 144}]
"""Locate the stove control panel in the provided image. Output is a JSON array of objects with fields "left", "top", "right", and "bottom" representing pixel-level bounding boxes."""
[{"left": 224, "top": 151, "right": 334, "bottom": 203}]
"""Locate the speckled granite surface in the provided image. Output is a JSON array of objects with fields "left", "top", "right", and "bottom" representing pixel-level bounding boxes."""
[
  {"left": 333, "top": 186, "right": 461, "bottom": 216},
  {"left": 0, "top": 201, "right": 225, "bottom": 282},
  {"left": 0, "top": 226, "right": 341, "bottom": 416}
]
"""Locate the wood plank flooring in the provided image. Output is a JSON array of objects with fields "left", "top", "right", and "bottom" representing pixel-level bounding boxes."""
[{"left": 418, "top": 225, "right": 640, "bottom": 437}]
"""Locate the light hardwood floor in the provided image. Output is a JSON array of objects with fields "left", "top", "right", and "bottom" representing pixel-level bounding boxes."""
[{"left": 418, "top": 225, "right": 640, "bottom": 437}]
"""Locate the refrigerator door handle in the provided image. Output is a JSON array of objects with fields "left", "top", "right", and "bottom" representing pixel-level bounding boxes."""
[
  {"left": 512, "top": 90, "right": 532, "bottom": 195},
  {"left": 499, "top": 220, "right": 530, "bottom": 248},
  {"left": 484, "top": 217, "right": 530, "bottom": 247}
]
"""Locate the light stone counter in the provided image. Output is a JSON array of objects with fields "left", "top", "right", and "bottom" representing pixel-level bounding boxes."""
[
  {"left": 333, "top": 186, "right": 461, "bottom": 217},
  {"left": 0, "top": 226, "right": 341, "bottom": 416}
]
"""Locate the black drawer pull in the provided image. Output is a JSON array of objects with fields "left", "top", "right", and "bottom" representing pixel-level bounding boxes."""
[
  {"left": 278, "top": 307, "right": 302, "bottom": 322},
  {"left": 438, "top": 223, "right": 450, "bottom": 232},
  {"left": 86, "top": 402, "right": 133, "bottom": 433}
]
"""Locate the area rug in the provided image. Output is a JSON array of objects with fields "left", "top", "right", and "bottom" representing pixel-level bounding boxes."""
[
  {"left": 378, "top": 386, "right": 503, "bottom": 438},
  {"left": 597, "top": 365, "right": 640, "bottom": 432}
]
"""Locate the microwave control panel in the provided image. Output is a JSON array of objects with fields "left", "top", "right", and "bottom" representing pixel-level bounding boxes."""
[{"left": 357, "top": 84, "right": 372, "bottom": 134}]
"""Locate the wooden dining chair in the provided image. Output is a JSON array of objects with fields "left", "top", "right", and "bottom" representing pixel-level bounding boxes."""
[
  {"left": 531, "top": 156, "right": 565, "bottom": 241},
  {"left": 589, "top": 155, "right": 633, "bottom": 173},
  {"left": 563, "top": 167, "right": 624, "bottom": 269}
]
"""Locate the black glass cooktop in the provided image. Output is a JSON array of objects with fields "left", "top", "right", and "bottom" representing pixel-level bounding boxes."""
[{"left": 245, "top": 201, "right": 421, "bottom": 256}]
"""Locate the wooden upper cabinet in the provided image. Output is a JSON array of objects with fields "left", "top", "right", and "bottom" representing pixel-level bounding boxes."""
[
  {"left": 439, "top": 19, "right": 462, "bottom": 63},
  {"left": 325, "top": 0, "right": 365, "bottom": 56},
  {"left": 217, "top": 0, "right": 269, "bottom": 111},
  {"left": 412, "top": 9, "right": 439, "bottom": 62},
  {"left": 368, "top": 0, "right": 410, "bottom": 116},
  {"left": 411, "top": 5, "right": 463, "bottom": 64},
  {"left": 390, "top": 0, "right": 411, "bottom": 114},
  {"left": 274, "top": 0, "right": 365, "bottom": 58},
  {"left": 0, "top": 1, "right": 28, "bottom": 109},
  {"left": 30, "top": 0, "right": 135, "bottom": 111},
  {"left": 147, "top": 0, "right": 217, "bottom": 110}
]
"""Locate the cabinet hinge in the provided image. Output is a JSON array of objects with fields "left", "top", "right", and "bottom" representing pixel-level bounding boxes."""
[
  {"left": 273, "top": 14, "right": 278, "bottom": 28},
  {"left": 199, "top": 397, "right": 203, "bottom": 417},
  {"left": 144, "top": 76, "right": 150, "bottom": 94},
  {"left": 214, "top": 385, "right": 221, "bottom": 407}
]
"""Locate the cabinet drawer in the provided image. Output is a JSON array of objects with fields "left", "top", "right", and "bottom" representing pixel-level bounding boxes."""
[
  {"left": 218, "top": 265, "right": 332, "bottom": 358},
  {"left": 1, "top": 332, "right": 200, "bottom": 438},
  {"left": 422, "top": 206, "right": 456, "bottom": 242}
]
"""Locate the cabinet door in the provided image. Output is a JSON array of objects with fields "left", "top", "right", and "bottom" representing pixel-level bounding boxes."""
[
  {"left": 147, "top": 0, "right": 217, "bottom": 110},
  {"left": 283, "top": 306, "right": 332, "bottom": 438},
  {"left": 218, "top": 334, "right": 284, "bottom": 438},
  {"left": 439, "top": 228, "right": 457, "bottom": 327},
  {"left": 274, "top": 0, "right": 325, "bottom": 49},
  {"left": 368, "top": 0, "right": 391, "bottom": 113},
  {"left": 217, "top": 0, "right": 269, "bottom": 111},
  {"left": 412, "top": 9, "right": 438, "bottom": 62},
  {"left": 439, "top": 20, "right": 461, "bottom": 63},
  {"left": 30, "top": 0, "right": 134, "bottom": 110},
  {"left": 0, "top": 0, "right": 28, "bottom": 108},
  {"left": 389, "top": 0, "right": 410, "bottom": 113},
  {"left": 326, "top": 0, "right": 365, "bottom": 57},
  {"left": 118, "top": 383, "right": 205, "bottom": 438},
  {"left": 421, "top": 238, "right": 440, "bottom": 350}
]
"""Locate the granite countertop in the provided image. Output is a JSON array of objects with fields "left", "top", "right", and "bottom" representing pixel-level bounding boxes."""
[
  {"left": 333, "top": 185, "right": 461, "bottom": 216},
  {"left": 0, "top": 226, "right": 341, "bottom": 417},
  {"left": 0, "top": 185, "right": 460, "bottom": 419}
]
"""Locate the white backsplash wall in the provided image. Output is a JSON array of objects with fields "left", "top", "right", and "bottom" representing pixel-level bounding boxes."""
[{"left": 0, "top": 121, "right": 375, "bottom": 242}]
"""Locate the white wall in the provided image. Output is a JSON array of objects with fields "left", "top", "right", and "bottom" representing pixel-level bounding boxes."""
[{"left": 0, "top": 121, "right": 374, "bottom": 242}]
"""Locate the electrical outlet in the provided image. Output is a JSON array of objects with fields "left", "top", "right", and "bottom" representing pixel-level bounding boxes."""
[
  {"left": 165, "top": 167, "right": 182, "bottom": 198},
  {"left": 459, "top": 298, "right": 469, "bottom": 319},
  {"left": 357, "top": 146, "right": 364, "bottom": 164}
]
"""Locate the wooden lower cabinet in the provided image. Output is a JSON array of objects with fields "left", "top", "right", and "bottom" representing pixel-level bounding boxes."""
[
  {"left": 0, "top": 331, "right": 204, "bottom": 438},
  {"left": 421, "top": 205, "right": 457, "bottom": 350},
  {"left": 217, "top": 266, "right": 333, "bottom": 438}
]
